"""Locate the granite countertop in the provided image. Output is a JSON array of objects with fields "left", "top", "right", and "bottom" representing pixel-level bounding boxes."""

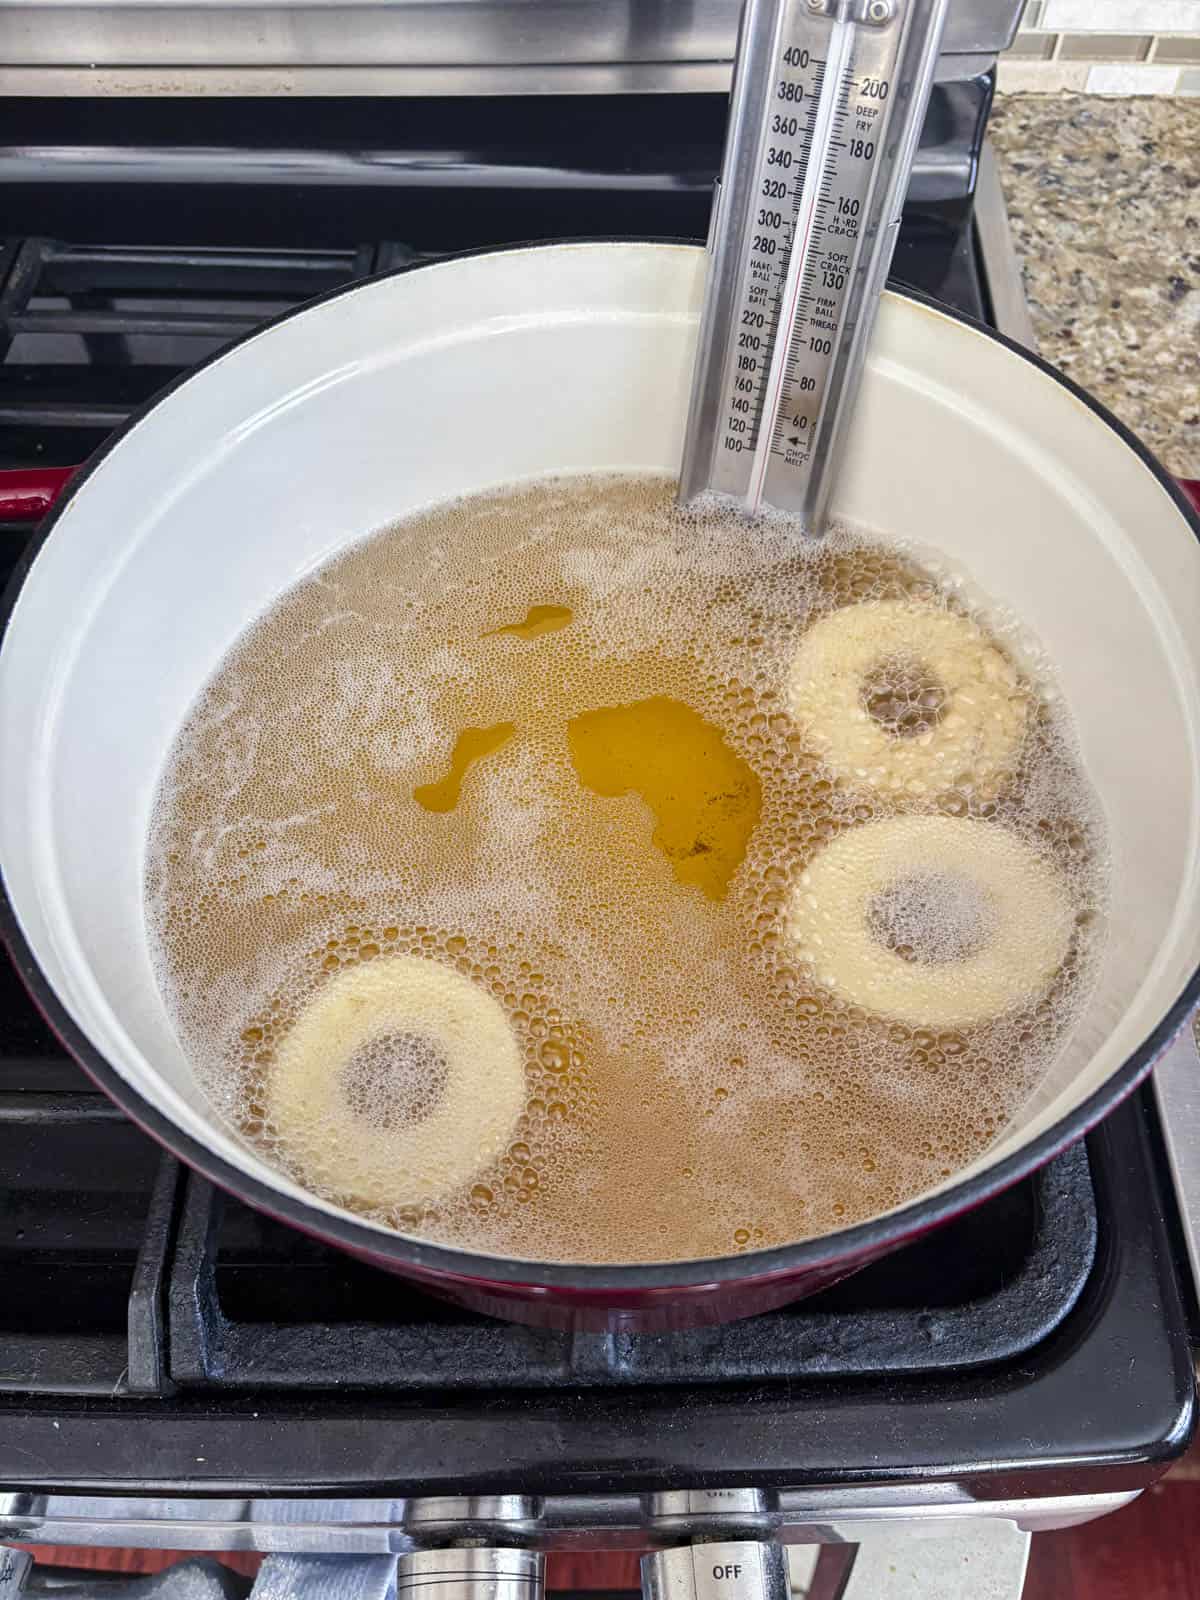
[{"left": 989, "top": 94, "right": 1198, "bottom": 481}]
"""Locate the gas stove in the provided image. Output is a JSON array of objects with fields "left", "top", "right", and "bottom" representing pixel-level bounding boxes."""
[{"left": 1, "top": 11, "right": 1198, "bottom": 1597}]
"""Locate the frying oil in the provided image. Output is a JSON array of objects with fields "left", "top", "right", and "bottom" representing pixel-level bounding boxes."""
[{"left": 145, "top": 474, "right": 1106, "bottom": 1263}]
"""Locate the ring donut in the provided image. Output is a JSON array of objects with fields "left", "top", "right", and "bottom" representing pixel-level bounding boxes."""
[
  {"left": 785, "top": 599, "right": 1028, "bottom": 801},
  {"left": 783, "top": 815, "right": 1074, "bottom": 1029},
  {"left": 266, "top": 954, "right": 525, "bottom": 1208}
]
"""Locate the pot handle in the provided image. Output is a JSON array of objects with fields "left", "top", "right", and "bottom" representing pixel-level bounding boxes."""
[
  {"left": 0, "top": 468, "right": 76, "bottom": 523},
  {"left": 2, "top": 466, "right": 1198, "bottom": 528}
]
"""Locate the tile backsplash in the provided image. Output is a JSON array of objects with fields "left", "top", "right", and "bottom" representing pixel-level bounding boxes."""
[{"left": 1000, "top": 0, "right": 1200, "bottom": 92}]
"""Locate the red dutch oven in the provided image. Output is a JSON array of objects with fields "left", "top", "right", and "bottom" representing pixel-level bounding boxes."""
[{"left": 1, "top": 243, "right": 1198, "bottom": 1330}]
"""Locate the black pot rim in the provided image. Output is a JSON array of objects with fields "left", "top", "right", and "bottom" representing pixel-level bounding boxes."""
[{"left": 2, "top": 237, "right": 1199, "bottom": 1294}]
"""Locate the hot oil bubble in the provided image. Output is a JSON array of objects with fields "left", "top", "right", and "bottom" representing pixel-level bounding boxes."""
[{"left": 144, "top": 473, "right": 1108, "bottom": 1265}]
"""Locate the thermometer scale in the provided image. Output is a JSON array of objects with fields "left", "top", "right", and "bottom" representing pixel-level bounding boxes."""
[{"left": 680, "top": 0, "right": 951, "bottom": 529}]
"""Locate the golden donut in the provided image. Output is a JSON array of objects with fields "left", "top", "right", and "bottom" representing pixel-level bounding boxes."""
[
  {"left": 783, "top": 816, "right": 1074, "bottom": 1029},
  {"left": 266, "top": 955, "right": 525, "bottom": 1208},
  {"left": 785, "top": 599, "right": 1028, "bottom": 800}
]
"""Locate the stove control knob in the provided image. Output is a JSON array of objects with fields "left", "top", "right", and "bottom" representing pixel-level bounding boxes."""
[
  {"left": 642, "top": 1540, "right": 788, "bottom": 1600},
  {"left": 404, "top": 1498, "right": 540, "bottom": 1543},
  {"left": 644, "top": 1491, "right": 777, "bottom": 1539},
  {"left": 397, "top": 1546, "right": 543, "bottom": 1600}
]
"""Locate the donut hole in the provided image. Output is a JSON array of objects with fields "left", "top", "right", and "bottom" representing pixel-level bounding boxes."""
[
  {"left": 340, "top": 1031, "right": 450, "bottom": 1128},
  {"left": 868, "top": 871, "right": 1000, "bottom": 966},
  {"left": 860, "top": 653, "right": 948, "bottom": 739}
]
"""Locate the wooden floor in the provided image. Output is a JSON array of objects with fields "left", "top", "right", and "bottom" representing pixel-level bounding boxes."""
[
  {"left": 1022, "top": 1480, "right": 1200, "bottom": 1599},
  {"left": 16, "top": 1451, "right": 1200, "bottom": 1599}
]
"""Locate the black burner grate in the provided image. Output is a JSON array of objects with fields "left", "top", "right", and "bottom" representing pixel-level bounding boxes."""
[
  {"left": 167, "top": 1149, "right": 1095, "bottom": 1391},
  {"left": 0, "top": 238, "right": 430, "bottom": 499}
]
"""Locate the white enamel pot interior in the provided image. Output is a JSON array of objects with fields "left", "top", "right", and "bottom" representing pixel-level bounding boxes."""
[{"left": 2, "top": 241, "right": 1199, "bottom": 1303}]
